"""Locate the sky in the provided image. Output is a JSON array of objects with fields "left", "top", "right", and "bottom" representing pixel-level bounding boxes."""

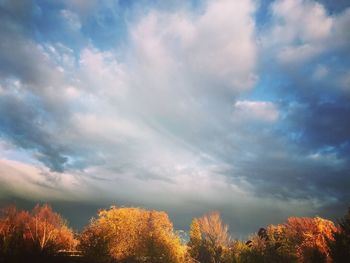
[{"left": 0, "top": 0, "right": 350, "bottom": 237}]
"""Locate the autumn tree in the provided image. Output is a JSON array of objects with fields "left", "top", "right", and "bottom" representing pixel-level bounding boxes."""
[
  {"left": 25, "top": 204, "right": 77, "bottom": 254},
  {"left": 284, "top": 217, "right": 336, "bottom": 263},
  {"left": 79, "top": 206, "right": 185, "bottom": 263},
  {"left": 0, "top": 204, "right": 77, "bottom": 262},
  {"left": 0, "top": 205, "right": 31, "bottom": 260},
  {"left": 328, "top": 208, "right": 350, "bottom": 263},
  {"left": 79, "top": 218, "right": 111, "bottom": 263},
  {"left": 188, "top": 218, "right": 202, "bottom": 260},
  {"left": 237, "top": 235, "right": 259, "bottom": 262},
  {"left": 258, "top": 224, "right": 297, "bottom": 263},
  {"left": 221, "top": 240, "right": 251, "bottom": 263},
  {"left": 241, "top": 216, "right": 336, "bottom": 263},
  {"left": 188, "top": 211, "right": 230, "bottom": 263}
]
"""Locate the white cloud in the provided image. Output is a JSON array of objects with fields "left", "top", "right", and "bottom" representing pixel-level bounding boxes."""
[
  {"left": 277, "top": 44, "right": 323, "bottom": 65},
  {"left": 264, "top": 0, "right": 350, "bottom": 65},
  {"left": 0, "top": 159, "right": 86, "bottom": 201},
  {"left": 0, "top": 0, "right": 289, "bottom": 210},
  {"left": 270, "top": 0, "right": 332, "bottom": 44},
  {"left": 233, "top": 100, "right": 279, "bottom": 122},
  {"left": 0, "top": 0, "right": 262, "bottom": 213},
  {"left": 78, "top": 47, "right": 128, "bottom": 98},
  {"left": 130, "top": 0, "right": 257, "bottom": 94}
]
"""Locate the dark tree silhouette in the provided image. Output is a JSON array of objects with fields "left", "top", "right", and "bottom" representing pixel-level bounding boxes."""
[{"left": 329, "top": 208, "right": 350, "bottom": 263}]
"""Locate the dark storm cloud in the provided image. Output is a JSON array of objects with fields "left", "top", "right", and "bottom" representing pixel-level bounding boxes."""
[{"left": 285, "top": 102, "right": 350, "bottom": 151}]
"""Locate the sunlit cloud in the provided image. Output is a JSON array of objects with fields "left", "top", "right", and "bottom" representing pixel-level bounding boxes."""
[{"left": 0, "top": 0, "right": 349, "bottom": 235}]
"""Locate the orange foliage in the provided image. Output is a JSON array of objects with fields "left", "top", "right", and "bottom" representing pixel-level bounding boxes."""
[
  {"left": 26, "top": 204, "right": 77, "bottom": 252},
  {"left": 1, "top": 203, "right": 345, "bottom": 263},
  {"left": 0, "top": 204, "right": 77, "bottom": 258},
  {"left": 285, "top": 217, "right": 337, "bottom": 262},
  {"left": 266, "top": 216, "right": 337, "bottom": 263}
]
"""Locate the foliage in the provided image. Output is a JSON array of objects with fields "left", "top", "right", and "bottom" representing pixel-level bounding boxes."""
[
  {"left": 79, "top": 218, "right": 111, "bottom": 263},
  {"left": 238, "top": 217, "right": 336, "bottom": 263},
  {"left": 188, "top": 218, "right": 202, "bottom": 260},
  {"left": 284, "top": 217, "right": 336, "bottom": 262},
  {"left": 188, "top": 211, "right": 231, "bottom": 263},
  {"left": 222, "top": 240, "right": 250, "bottom": 263},
  {"left": 1, "top": 203, "right": 350, "bottom": 263},
  {"left": 227, "top": 216, "right": 337, "bottom": 263},
  {"left": 328, "top": 208, "right": 350, "bottom": 263},
  {"left": 0, "top": 204, "right": 77, "bottom": 262},
  {"left": 79, "top": 206, "right": 185, "bottom": 263}
]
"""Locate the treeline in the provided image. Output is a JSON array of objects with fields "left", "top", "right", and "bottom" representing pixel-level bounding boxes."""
[{"left": 0, "top": 204, "right": 349, "bottom": 263}]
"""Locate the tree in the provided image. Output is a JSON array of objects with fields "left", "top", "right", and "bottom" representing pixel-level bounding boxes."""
[
  {"left": 27, "top": 204, "right": 77, "bottom": 254},
  {"left": 188, "top": 211, "right": 230, "bottom": 263},
  {"left": 79, "top": 218, "right": 111, "bottom": 263},
  {"left": 79, "top": 206, "right": 185, "bottom": 263},
  {"left": 239, "top": 217, "right": 336, "bottom": 263},
  {"left": 145, "top": 210, "right": 186, "bottom": 263},
  {"left": 222, "top": 240, "right": 250, "bottom": 263},
  {"left": 0, "top": 205, "right": 31, "bottom": 260},
  {"left": 328, "top": 208, "right": 350, "bottom": 263},
  {"left": 0, "top": 204, "right": 77, "bottom": 262},
  {"left": 238, "top": 237, "right": 267, "bottom": 263},
  {"left": 198, "top": 212, "right": 230, "bottom": 248},
  {"left": 188, "top": 218, "right": 202, "bottom": 260},
  {"left": 284, "top": 217, "right": 336, "bottom": 263}
]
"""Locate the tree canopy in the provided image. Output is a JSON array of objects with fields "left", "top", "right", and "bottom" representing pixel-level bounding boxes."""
[
  {"left": 0, "top": 203, "right": 349, "bottom": 263},
  {"left": 0, "top": 204, "right": 77, "bottom": 262},
  {"left": 79, "top": 206, "right": 185, "bottom": 263}
]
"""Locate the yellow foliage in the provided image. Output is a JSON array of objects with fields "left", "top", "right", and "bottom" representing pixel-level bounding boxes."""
[{"left": 80, "top": 206, "right": 185, "bottom": 263}]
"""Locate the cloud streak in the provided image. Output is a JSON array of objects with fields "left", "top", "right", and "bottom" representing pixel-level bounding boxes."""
[{"left": 0, "top": 0, "right": 349, "bottom": 235}]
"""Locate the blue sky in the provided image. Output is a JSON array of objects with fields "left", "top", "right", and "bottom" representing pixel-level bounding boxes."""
[{"left": 0, "top": 0, "right": 350, "bottom": 236}]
